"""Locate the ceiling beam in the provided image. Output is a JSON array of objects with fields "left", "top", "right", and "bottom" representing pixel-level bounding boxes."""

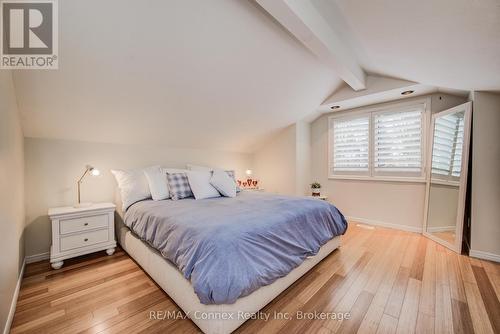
[{"left": 256, "top": 0, "right": 366, "bottom": 91}]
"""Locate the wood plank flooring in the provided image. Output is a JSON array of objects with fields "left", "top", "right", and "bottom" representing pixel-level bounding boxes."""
[{"left": 11, "top": 224, "right": 500, "bottom": 334}]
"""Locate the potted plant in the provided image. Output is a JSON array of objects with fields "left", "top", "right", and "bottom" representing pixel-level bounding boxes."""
[{"left": 311, "top": 182, "right": 321, "bottom": 197}]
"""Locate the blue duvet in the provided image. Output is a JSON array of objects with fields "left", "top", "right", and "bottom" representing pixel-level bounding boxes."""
[{"left": 124, "top": 192, "right": 347, "bottom": 304}]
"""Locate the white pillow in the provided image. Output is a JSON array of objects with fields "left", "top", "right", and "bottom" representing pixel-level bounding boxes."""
[
  {"left": 187, "top": 164, "right": 241, "bottom": 192},
  {"left": 210, "top": 169, "right": 237, "bottom": 198},
  {"left": 143, "top": 166, "right": 169, "bottom": 201},
  {"left": 186, "top": 171, "right": 221, "bottom": 200},
  {"left": 111, "top": 168, "right": 151, "bottom": 211},
  {"left": 186, "top": 164, "right": 212, "bottom": 172}
]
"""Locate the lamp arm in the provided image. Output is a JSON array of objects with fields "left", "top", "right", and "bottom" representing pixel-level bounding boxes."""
[
  {"left": 77, "top": 167, "right": 90, "bottom": 204},
  {"left": 78, "top": 168, "right": 90, "bottom": 184}
]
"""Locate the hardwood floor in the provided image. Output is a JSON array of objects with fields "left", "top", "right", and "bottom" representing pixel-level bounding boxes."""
[{"left": 11, "top": 224, "right": 500, "bottom": 334}]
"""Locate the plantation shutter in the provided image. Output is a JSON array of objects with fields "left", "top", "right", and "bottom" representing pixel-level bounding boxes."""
[
  {"left": 374, "top": 108, "right": 423, "bottom": 173},
  {"left": 432, "top": 113, "right": 464, "bottom": 178},
  {"left": 451, "top": 116, "right": 464, "bottom": 177},
  {"left": 332, "top": 116, "right": 369, "bottom": 173}
]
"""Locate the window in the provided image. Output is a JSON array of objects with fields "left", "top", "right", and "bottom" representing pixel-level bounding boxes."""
[
  {"left": 329, "top": 101, "right": 428, "bottom": 180},
  {"left": 331, "top": 116, "right": 369, "bottom": 173},
  {"left": 373, "top": 108, "right": 423, "bottom": 175}
]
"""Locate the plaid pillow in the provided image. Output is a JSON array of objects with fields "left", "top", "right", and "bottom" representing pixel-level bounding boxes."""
[
  {"left": 225, "top": 170, "right": 241, "bottom": 192},
  {"left": 166, "top": 173, "right": 193, "bottom": 200}
]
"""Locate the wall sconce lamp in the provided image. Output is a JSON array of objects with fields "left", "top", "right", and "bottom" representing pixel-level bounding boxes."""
[
  {"left": 75, "top": 165, "right": 100, "bottom": 208},
  {"left": 245, "top": 169, "right": 253, "bottom": 187}
]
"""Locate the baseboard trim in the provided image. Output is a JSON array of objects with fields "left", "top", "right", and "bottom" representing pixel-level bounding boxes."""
[
  {"left": 427, "top": 226, "right": 456, "bottom": 233},
  {"left": 3, "top": 259, "right": 25, "bottom": 334},
  {"left": 346, "top": 216, "right": 422, "bottom": 234},
  {"left": 25, "top": 252, "right": 50, "bottom": 264},
  {"left": 469, "top": 249, "right": 500, "bottom": 263}
]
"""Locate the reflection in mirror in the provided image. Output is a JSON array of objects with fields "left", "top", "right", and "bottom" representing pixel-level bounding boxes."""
[{"left": 426, "top": 111, "right": 465, "bottom": 245}]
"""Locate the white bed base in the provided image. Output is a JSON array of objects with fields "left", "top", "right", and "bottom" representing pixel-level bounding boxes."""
[{"left": 115, "top": 198, "right": 340, "bottom": 334}]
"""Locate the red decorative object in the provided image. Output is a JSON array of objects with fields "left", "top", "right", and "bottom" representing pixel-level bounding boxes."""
[{"left": 237, "top": 179, "right": 260, "bottom": 189}]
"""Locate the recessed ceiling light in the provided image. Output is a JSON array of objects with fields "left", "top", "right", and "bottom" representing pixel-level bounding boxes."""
[
  {"left": 330, "top": 105, "right": 340, "bottom": 110},
  {"left": 401, "top": 90, "right": 414, "bottom": 95}
]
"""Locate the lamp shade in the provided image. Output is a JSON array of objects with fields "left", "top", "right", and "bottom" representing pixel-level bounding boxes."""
[{"left": 90, "top": 168, "right": 100, "bottom": 176}]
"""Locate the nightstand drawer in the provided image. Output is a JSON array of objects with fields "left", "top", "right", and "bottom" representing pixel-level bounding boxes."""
[
  {"left": 60, "top": 229, "right": 109, "bottom": 251},
  {"left": 60, "top": 214, "right": 108, "bottom": 234}
]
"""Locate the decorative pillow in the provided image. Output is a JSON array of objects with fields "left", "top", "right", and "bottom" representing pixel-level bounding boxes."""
[
  {"left": 186, "top": 171, "right": 221, "bottom": 200},
  {"left": 143, "top": 165, "right": 169, "bottom": 201},
  {"left": 210, "top": 169, "right": 237, "bottom": 198},
  {"left": 166, "top": 172, "right": 194, "bottom": 200},
  {"left": 187, "top": 164, "right": 241, "bottom": 192},
  {"left": 111, "top": 168, "right": 151, "bottom": 211}
]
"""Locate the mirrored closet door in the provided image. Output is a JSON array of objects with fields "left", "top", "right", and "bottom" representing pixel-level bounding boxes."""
[{"left": 423, "top": 102, "right": 472, "bottom": 253}]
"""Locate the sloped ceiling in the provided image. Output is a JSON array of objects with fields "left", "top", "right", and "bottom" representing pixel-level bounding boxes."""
[
  {"left": 13, "top": 0, "right": 342, "bottom": 153},
  {"left": 13, "top": 0, "right": 500, "bottom": 153},
  {"left": 332, "top": 0, "right": 500, "bottom": 91}
]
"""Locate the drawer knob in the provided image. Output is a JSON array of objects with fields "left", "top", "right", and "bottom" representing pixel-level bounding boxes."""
[
  {"left": 84, "top": 238, "right": 89, "bottom": 242},
  {"left": 84, "top": 223, "right": 89, "bottom": 226}
]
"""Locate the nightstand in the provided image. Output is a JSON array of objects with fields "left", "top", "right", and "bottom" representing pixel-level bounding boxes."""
[
  {"left": 308, "top": 195, "right": 328, "bottom": 201},
  {"left": 242, "top": 188, "right": 264, "bottom": 192},
  {"left": 48, "top": 203, "right": 116, "bottom": 269}
]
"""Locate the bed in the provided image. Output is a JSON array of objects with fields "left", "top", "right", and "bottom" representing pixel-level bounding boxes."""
[{"left": 115, "top": 191, "right": 347, "bottom": 334}]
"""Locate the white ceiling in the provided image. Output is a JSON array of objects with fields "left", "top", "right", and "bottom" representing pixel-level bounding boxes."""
[
  {"left": 13, "top": 0, "right": 341, "bottom": 152},
  {"left": 13, "top": 0, "right": 500, "bottom": 153},
  {"left": 332, "top": 0, "right": 500, "bottom": 92}
]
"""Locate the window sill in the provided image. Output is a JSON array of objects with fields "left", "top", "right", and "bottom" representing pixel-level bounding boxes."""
[{"left": 328, "top": 175, "right": 426, "bottom": 183}]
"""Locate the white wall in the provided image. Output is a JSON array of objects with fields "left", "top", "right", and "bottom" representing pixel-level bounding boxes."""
[
  {"left": 253, "top": 125, "right": 297, "bottom": 195},
  {"left": 24, "top": 138, "right": 252, "bottom": 257},
  {"left": 295, "top": 121, "right": 311, "bottom": 196},
  {"left": 470, "top": 91, "right": 500, "bottom": 259},
  {"left": 311, "top": 93, "right": 467, "bottom": 232},
  {"left": 253, "top": 122, "right": 311, "bottom": 196},
  {"left": 0, "top": 71, "right": 25, "bottom": 333}
]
